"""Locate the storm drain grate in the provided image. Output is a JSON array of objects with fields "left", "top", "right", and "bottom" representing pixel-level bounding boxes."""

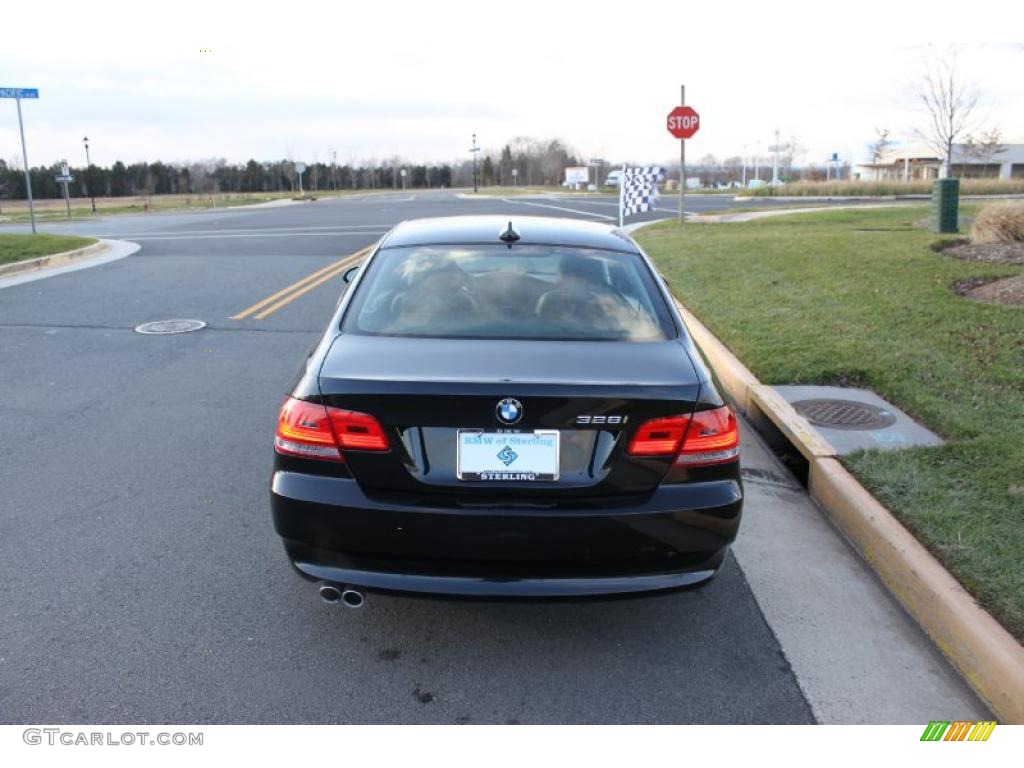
[
  {"left": 134, "top": 319, "right": 206, "bottom": 335},
  {"left": 792, "top": 398, "right": 897, "bottom": 431}
]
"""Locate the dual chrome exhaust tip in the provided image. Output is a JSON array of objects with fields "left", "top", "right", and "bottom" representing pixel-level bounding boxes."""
[{"left": 318, "top": 582, "right": 365, "bottom": 609}]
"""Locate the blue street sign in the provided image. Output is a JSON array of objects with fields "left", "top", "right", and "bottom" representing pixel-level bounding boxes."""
[{"left": 0, "top": 87, "right": 39, "bottom": 99}]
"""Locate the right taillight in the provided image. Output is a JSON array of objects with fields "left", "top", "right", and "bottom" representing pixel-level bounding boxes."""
[
  {"left": 627, "top": 406, "right": 739, "bottom": 467},
  {"left": 274, "top": 397, "right": 389, "bottom": 461},
  {"left": 676, "top": 406, "right": 740, "bottom": 466}
]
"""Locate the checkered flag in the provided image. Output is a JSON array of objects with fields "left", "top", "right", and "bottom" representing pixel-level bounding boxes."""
[{"left": 620, "top": 166, "right": 665, "bottom": 222}]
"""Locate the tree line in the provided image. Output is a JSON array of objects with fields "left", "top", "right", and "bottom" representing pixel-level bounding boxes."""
[{"left": 0, "top": 137, "right": 583, "bottom": 200}]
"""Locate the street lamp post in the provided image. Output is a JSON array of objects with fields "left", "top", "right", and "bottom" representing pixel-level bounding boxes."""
[
  {"left": 82, "top": 136, "right": 96, "bottom": 213},
  {"left": 469, "top": 132, "right": 480, "bottom": 193}
]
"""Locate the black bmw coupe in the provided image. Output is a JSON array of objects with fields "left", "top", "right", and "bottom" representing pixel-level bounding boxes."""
[{"left": 271, "top": 216, "right": 741, "bottom": 606}]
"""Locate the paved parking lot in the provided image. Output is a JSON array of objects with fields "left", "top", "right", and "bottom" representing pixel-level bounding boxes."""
[{"left": 0, "top": 191, "right": 987, "bottom": 722}]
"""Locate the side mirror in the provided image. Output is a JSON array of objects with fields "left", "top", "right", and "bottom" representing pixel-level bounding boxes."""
[{"left": 342, "top": 265, "right": 360, "bottom": 284}]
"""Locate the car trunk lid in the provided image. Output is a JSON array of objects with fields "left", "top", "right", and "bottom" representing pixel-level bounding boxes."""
[{"left": 317, "top": 335, "right": 702, "bottom": 498}]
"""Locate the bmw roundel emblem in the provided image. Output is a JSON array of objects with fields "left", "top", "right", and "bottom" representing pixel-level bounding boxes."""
[{"left": 496, "top": 398, "right": 523, "bottom": 425}]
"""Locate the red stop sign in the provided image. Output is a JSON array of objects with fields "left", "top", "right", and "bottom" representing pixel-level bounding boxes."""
[{"left": 667, "top": 106, "right": 700, "bottom": 139}]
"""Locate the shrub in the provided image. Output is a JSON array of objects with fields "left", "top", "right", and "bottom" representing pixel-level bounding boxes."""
[
  {"left": 738, "top": 179, "right": 1024, "bottom": 198},
  {"left": 970, "top": 201, "right": 1024, "bottom": 243}
]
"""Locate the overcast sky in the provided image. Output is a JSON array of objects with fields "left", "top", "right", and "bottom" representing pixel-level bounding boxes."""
[{"left": 2, "top": 2, "right": 1021, "bottom": 169}]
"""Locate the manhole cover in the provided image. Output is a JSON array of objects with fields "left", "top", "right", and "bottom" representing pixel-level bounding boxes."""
[
  {"left": 792, "top": 399, "right": 897, "bottom": 431},
  {"left": 134, "top": 319, "right": 206, "bottom": 335}
]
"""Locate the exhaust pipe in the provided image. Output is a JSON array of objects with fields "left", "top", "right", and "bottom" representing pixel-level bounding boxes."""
[
  {"left": 317, "top": 582, "right": 365, "bottom": 608},
  {"left": 340, "top": 587, "right": 365, "bottom": 609},
  {"left": 318, "top": 583, "right": 341, "bottom": 604}
]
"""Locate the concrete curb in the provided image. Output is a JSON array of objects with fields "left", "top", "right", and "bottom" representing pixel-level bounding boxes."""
[
  {"left": 0, "top": 240, "right": 106, "bottom": 278},
  {"left": 0, "top": 239, "right": 140, "bottom": 290},
  {"left": 672, "top": 297, "right": 1024, "bottom": 723}
]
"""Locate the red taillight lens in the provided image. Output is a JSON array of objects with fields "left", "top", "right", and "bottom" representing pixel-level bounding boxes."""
[
  {"left": 275, "top": 398, "right": 343, "bottom": 461},
  {"left": 275, "top": 397, "right": 389, "bottom": 461},
  {"left": 677, "top": 406, "right": 740, "bottom": 466},
  {"left": 627, "top": 406, "right": 740, "bottom": 467},
  {"left": 326, "top": 408, "right": 390, "bottom": 451},
  {"left": 627, "top": 415, "right": 689, "bottom": 456}
]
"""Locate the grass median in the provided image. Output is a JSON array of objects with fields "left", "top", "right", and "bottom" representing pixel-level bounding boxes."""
[
  {"left": 636, "top": 206, "right": 1024, "bottom": 641},
  {"left": 0, "top": 233, "right": 98, "bottom": 265}
]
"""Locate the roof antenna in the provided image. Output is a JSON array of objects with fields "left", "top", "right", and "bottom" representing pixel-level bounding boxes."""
[{"left": 499, "top": 220, "right": 520, "bottom": 246}]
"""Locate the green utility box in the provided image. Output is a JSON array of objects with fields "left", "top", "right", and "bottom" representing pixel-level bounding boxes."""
[{"left": 932, "top": 177, "right": 960, "bottom": 233}]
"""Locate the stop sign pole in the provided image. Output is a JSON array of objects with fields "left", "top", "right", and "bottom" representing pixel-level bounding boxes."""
[
  {"left": 666, "top": 88, "right": 700, "bottom": 225},
  {"left": 679, "top": 85, "right": 685, "bottom": 225}
]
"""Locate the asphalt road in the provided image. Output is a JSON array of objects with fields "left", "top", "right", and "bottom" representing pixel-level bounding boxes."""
[{"left": 0, "top": 191, "right": 984, "bottom": 723}]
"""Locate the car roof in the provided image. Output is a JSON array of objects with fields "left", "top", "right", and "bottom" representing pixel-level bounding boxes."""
[{"left": 379, "top": 215, "right": 639, "bottom": 253}]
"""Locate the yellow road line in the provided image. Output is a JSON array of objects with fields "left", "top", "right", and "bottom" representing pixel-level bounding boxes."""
[
  {"left": 231, "top": 245, "right": 372, "bottom": 320},
  {"left": 252, "top": 253, "right": 364, "bottom": 319}
]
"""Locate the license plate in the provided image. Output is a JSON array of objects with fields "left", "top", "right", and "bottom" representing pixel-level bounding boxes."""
[{"left": 456, "top": 430, "right": 560, "bottom": 481}]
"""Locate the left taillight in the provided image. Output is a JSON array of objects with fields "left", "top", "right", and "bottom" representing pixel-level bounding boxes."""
[
  {"left": 274, "top": 397, "right": 389, "bottom": 461},
  {"left": 627, "top": 406, "right": 740, "bottom": 467}
]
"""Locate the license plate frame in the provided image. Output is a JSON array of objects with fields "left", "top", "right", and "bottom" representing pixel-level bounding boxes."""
[{"left": 456, "top": 429, "right": 560, "bottom": 482}]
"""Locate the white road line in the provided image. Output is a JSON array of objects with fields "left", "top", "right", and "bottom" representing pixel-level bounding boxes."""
[
  {"left": 102, "top": 224, "right": 388, "bottom": 237},
  {"left": 119, "top": 231, "right": 389, "bottom": 240},
  {"left": 544, "top": 198, "right": 621, "bottom": 208},
  {"left": 356, "top": 194, "right": 417, "bottom": 203},
  {"left": 500, "top": 198, "right": 618, "bottom": 221}
]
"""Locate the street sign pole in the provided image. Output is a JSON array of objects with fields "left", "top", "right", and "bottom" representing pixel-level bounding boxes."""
[
  {"left": 469, "top": 133, "right": 480, "bottom": 194},
  {"left": 772, "top": 128, "right": 780, "bottom": 186},
  {"left": 15, "top": 96, "right": 36, "bottom": 233},
  {"left": 59, "top": 161, "right": 72, "bottom": 219},
  {"left": 679, "top": 85, "right": 685, "bottom": 226},
  {"left": 667, "top": 94, "right": 698, "bottom": 226}
]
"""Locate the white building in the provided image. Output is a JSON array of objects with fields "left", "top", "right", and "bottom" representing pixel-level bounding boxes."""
[{"left": 855, "top": 143, "right": 1024, "bottom": 181}]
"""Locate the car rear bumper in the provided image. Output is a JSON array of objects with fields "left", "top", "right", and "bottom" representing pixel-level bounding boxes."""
[{"left": 271, "top": 470, "right": 742, "bottom": 598}]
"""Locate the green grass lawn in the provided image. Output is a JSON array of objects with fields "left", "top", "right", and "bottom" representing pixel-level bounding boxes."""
[
  {"left": 0, "top": 233, "right": 98, "bottom": 265},
  {"left": 636, "top": 206, "right": 1024, "bottom": 640}
]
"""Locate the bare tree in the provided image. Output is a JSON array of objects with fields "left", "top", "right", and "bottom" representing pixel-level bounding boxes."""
[
  {"left": 869, "top": 128, "right": 893, "bottom": 163},
  {"left": 915, "top": 48, "right": 980, "bottom": 177},
  {"left": 962, "top": 127, "right": 1005, "bottom": 168},
  {"left": 781, "top": 135, "right": 803, "bottom": 178}
]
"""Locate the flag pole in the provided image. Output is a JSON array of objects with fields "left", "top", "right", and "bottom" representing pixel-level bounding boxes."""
[{"left": 618, "top": 163, "right": 625, "bottom": 228}]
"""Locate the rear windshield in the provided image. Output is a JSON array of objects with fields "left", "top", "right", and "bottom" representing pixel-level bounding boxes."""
[{"left": 342, "top": 245, "right": 675, "bottom": 341}]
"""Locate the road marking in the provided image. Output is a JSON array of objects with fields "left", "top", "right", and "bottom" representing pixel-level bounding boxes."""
[
  {"left": 251, "top": 257, "right": 360, "bottom": 319},
  {"left": 113, "top": 224, "right": 388, "bottom": 237},
  {"left": 544, "top": 198, "right": 621, "bottom": 208},
  {"left": 231, "top": 245, "right": 372, "bottom": 320},
  {"left": 124, "top": 231, "right": 387, "bottom": 240},
  {"left": 500, "top": 198, "right": 617, "bottom": 221}
]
